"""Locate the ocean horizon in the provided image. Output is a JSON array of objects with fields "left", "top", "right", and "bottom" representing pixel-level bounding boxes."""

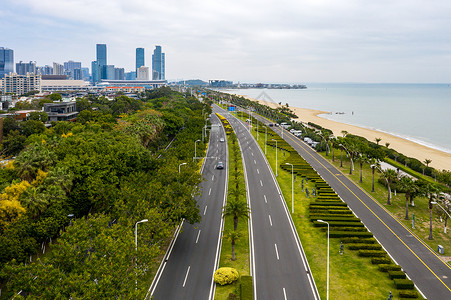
[{"left": 223, "top": 83, "right": 451, "bottom": 154}]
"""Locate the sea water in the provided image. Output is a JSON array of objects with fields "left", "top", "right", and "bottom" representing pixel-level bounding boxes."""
[{"left": 224, "top": 83, "right": 451, "bottom": 154}]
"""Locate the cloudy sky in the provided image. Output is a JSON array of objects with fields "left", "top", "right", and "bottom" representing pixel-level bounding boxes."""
[{"left": 2, "top": 0, "right": 451, "bottom": 83}]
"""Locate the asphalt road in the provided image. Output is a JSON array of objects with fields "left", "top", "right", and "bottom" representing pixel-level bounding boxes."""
[
  {"left": 257, "top": 115, "right": 451, "bottom": 299},
  {"left": 148, "top": 113, "right": 228, "bottom": 299},
  {"left": 217, "top": 105, "right": 320, "bottom": 300}
]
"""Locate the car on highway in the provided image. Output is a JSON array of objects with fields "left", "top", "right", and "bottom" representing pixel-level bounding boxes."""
[
  {"left": 216, "top": 161, "right": 224, "bottom": 169},
  {"left": 219, "top": 137, "right": 225, "bottom": 142}
]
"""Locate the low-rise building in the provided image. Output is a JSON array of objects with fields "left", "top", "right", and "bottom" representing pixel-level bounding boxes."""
[{"left": 43, "top": 102, "right": 78, "bottom": 122}]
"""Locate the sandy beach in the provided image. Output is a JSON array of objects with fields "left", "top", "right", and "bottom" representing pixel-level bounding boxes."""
[{"left": 248, "top": 97, "right": 451, "bottom": 171}]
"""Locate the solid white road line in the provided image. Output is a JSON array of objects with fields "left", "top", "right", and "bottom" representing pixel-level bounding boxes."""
[
  {"left": 260, "top": 180, "right": 263, "bottom": 187},
  {"left": 283, "top": 288, "right": 287, "bottom": 300},
  {"left": 196, "top": 230, "right": 201, "bottom": 244},
  {"left": 251, "top": 152, "right": 254, "bottom": 156},
  {"left": 269, "top": 215, "right": 273, "bottom": 226},
  {"left": 275, "top": 244, "right": 280, "bottom": 260},
  {"left": 212, "top": 175, "right": 215, "bottom": 181},
  {"left": 204, "top": 206, "right": 208, "bottom": 215},
  {"left": 183, "top": 266, "right": 190, "bottom": 287},
  {"left": 209, "top": 188, "right": 212, "bottom": 195},
  {"left": 254, "top": 159, "right": 256, "bottom": 164},
  {"left": 257, "top": 169, "right": 259, "bottom": 174},
  {"left": 264, "top": 195, "right": 267, "bottom": 203}
]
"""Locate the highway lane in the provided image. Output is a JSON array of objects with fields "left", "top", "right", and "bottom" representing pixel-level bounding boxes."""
[
  {"left": 217, "top": 105, "right": 320, "bottom": 300},
  {"left": 257, "top": 115, "right": 451, "bottom": 299},
  {"left": 148, "top": 113, "right": 228, "bottom": 300}
]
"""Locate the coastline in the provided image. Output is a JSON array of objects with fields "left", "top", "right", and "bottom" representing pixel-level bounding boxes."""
[{"left": 243, "top": 96, "right": 451, "bottom": 171}]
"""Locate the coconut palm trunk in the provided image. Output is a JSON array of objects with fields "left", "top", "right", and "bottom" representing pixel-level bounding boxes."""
[{"left": 371, "top": 167, "right": 375, "bottom": 192}]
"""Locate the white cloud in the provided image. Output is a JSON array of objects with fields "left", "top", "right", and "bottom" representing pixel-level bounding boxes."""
[{"left": 3, "top": 0, "right": 451, "bottom": 82}]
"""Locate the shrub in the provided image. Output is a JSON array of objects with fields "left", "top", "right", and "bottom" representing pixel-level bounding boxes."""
[
  {"left": 398, "top": 290, "right": 419, "bottom": 298},
  {"left": 371, "top": 257, "right": 392, "bottom": 264},
  {"left": 347, "top": 243, "right": 382, "bottom": 250},
  {"left": 378, "top": 264, "right": 402, "bottom": 272},
  {"left": 214, "top": 267, "right": 239, "bottom": 285},
  {"left": 329, "top": 226, "right": 367, "bottom": 232},
  {"left": 358, "top": 250, "right": 387, "bottom": 257},
  {"left": 329, "top": 231, "right": 373, "bottom": 238},
  {"left": 388, "top": 270, "right": 407, "bottom": 279},
  {"left": 313, "top": 221, "right": 363, "bottom": 228},
  {"left": 240, "top": 275, "right": 253, "bottom": 300},
  {"left": 341, "top": 237, "right": 376, "bottom": 244},
  {"left": 394, "top": 279, "right": 415, "bottom": 290}
]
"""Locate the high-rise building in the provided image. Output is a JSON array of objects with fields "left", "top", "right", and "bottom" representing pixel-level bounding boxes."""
[
  {"left": 1, "top": 73, "right": 41, "bottom": 95},
  {"left": 114, "top": 67, "right": 125, "bottom": 80},
  {"left": 91, "top": 61, "right": 100, "bottom": 83},
  {"left": 81, "top": 67, "right": 90, "bottom": 81},
  {"left": 137, "top": 66, "right": 150, "bottom": 80},
  {"left": 152, "top": 46, "right": 165, "bottom": 80},
  {"left": 0, "top": 47, "right": 14, "bottom": 79},
  {"left": 136, "top": 48, "right": 145, "bottom": 72},
  {"left": 64, "top": 60, "right": 82, "bottom": 78},
  {"left": 73, "top": 69, "right": 83, "bottom": 80},
  {"left": 103, "top": 65, "right": 115, "bottom": 80},
  {"left": 96, "top": 44, "right": 107, "bottom": 67},
  {"left": 125, "top": 71, "right": 136, "bottom": 80},
  {"left": 16, "top": 61, "right": 37, "bottom": 75},
  {"left": 53, "top": 62, "right": 64, "bottom": 75},
  {"left": 37, "top": 65, "right": 53, "bottom": 75}
]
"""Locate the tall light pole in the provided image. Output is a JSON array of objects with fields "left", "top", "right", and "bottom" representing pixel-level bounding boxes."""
[
  {"left": 317, "top": 219, "right": 329, "bottom": 300},
  {"left": 194, "top": 139, "right": 201, "bottom": 161},
  {"left": 135, "top": 219, "right": 149, "bottom": 291},
  {"left": 431, "top": 201, "right": 451, "bottom": 233},
  {"left": 179, "top": 162, "right": 187, "bottom": 173},
  {"left": 285, "top": 163, "right": 294, "bottom": 213},
  {"left": 271, "top": 139, "right": 278, "bottom": 176},
  {"left": 265, "top": 127, "right": 267, "bottom": 155}
]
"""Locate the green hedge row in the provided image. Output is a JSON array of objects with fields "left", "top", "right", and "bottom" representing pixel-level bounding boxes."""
[
  {"left": 309, "top": 209, "right": 353, "bottom": 214},
  {"left": 328, "top": 227, "right": 367, "bottom": 232},
  {"left": 240, "top": 276, "right": 253, "bottom": 300},
  {"left": 358, "top": 250, "right": 387, "bottom": 257},
  {"left": 313, "top": 222, "right": 364, "bottom": 228},
  {"left": 394, "top": 279, "right": 415, "bottom": 290},
  {"left": 309, "top": 216, "right": 360, "bottom": 222},
  {"left": 341, "top": 237, "right": 376, "bottom": 244},
  {"left": 371, "top": 257, "right": 392, "bottom": 265},
  {"left": 310, "top": 202, "right": 348, "bottom": 207},
  {"left": 388, "top": 271, "right": 407, "bottom": 279},
  {"left": 347, "top": 243, "right": 382, "bottom": 250},
  {"left": 378, "top": 264, "right": 402, "bottom": 272},
  {"left": 398, "top": 290, "right": 419, "bottom": 298},
  {"left": 329, "top": 231, "right": 373, "bottom": 238}
]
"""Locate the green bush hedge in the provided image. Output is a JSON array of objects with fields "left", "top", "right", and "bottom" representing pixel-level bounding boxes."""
[
  {"left": 378, "top": 264, "right": 402, "bottom": 272},
  {"left": 310, "top": 202, "right": 347, "bottom": 207},
  {"left": 240, "top": 275, "right": 253, "bottom": 300},
  {"left": 313, "top": 221, "right": 364, "bottom": 228},
  {"left": 214, "top": 267, "right": 239, "bottom": 285},
  {"left": 398, "top": 290, "right": 419, "bottom": 298},
  {"left": 341, "top": 237, "right": 376, "bottom": 244},
  {"left": 358, "top": 250, "right": 387, "bottom": 257},
  {"left": 371, "top": 257, "right": 392, "bottom": 264},
  {"left": 329, "top": 226, "right": 367, "bottom": 232},
  {"left": 394, "top": 279, "right": 415, "bottom": 290},
  {"left": 329, "top": 231, "right": 373, "bottom": 238},
  {"left": 388, "top": 270, "right": 407, "bottom": 279},
  {"left": 347, "top": 243, "right": 382, "bottom": 250},
  {"left": 309, "top": 216, "right": 360, "bottom": 222}
]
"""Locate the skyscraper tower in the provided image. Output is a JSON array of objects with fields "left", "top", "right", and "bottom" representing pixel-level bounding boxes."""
[
  {"left": 136, "top": 48, "right": 145, "bottom": 72},
  {"left": 96, "top": 44, "right": 107, "bottom": 67},
  {"left": 0, "top": 47, "right": 14, "bottom": 79},
  {"left": 152, "top": 46, "right": 165, "bottom": 80}
]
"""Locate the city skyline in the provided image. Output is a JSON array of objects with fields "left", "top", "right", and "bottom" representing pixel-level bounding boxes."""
[{"left": 2, "top": 0, "right": 451, "bottom": 83}]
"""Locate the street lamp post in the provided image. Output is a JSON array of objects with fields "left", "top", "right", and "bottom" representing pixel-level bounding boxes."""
[
  {"left": 135, "top": 219, "right": 149, "bottom": 291},
  {"left": 179, "top": 162, "right": 187, "bottom": 173},
  {"left": 256, "top": 118, "right": 259, "bottom": 141},
  {"left": 317, "top": 219, "right": 330, "bottom": 300},
  {"left": 285, "top": 163, "right": 294, "bottom": 213},
  {"left": 271, "top": 139, "right": 278, "bottom": 176},
  {"left": 194, "top": 139, "right": 201, "bottom": 161},
  {"left": 431, "top": 201, "right": 451, "bottom": 233}
]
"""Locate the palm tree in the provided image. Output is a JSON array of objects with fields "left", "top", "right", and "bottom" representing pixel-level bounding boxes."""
[
  {"left": 369, "top": 158, "right": 380, "bottom": 192},
  {"left": 355, "top": 154, "right": 366, "bottom": 183},
  {"left": 385, "top": 142, "right": 390, "bottom": 148},
  {"left": 382, "top": 169, "right": 398, "bottom": 205},
  {"left": 341, "top": 130, "right": 348, "bottom": 137},
  {"left": 424, "top": 159, "right": 432, "bottom": 167},
  {"left": 398, "top": 176, "right": 416, "bottom": 220},
  {"left": 423, "top": 184, "right": 439, "bottom": 240},
  {"left": 223, "top": 229, "right": 241, "bottom": 261},
  {"left": 223, "top": 198, "right": 250, "bottom": 231},
  {"left": 375, "top": 137, "right": 382, "bottom": 145}
]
